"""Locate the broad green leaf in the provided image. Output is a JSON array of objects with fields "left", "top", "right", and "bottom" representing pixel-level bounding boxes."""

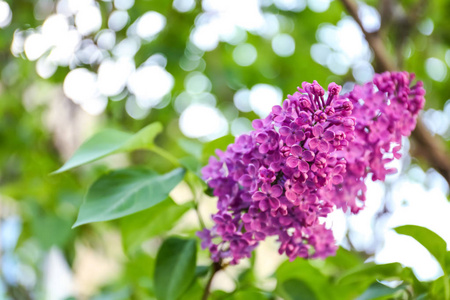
[
  {"left": 195, "top": 266, "right": 210, "bottom": 278},
  {"left": 275, "top": 259, "right": 335, "bottom": 300},
  {"left": 119, "top": 122, "right": 163, "bottom": 152},
  {"left": 73, "top": 168, "right": 185, "bottom": 227},
  {"left": 324, "top": 247, "right": 364, "bottom": 272},
  {"left": 228, "top": 290, "right": 269, "bottom": 300},
  {"left": 337, "top": 263, "right": 405, "bottom": 286},
  {"left": 53, "top": 122, "right": 163, "bottom": 173},
  {"left": 430, "top": 274, "right": 450, "bottom": 299},
  {"left": 179, "top": 280, "right": 204, "bottom": 300},
  {"left": 394, "top": 225, "right": 447, "bottom": 271},
  {"left": 121, "top": 199, "right": 191, "bottom": 254},
  {"left": 154, "top": 237, "right": 197, "bottom": 300},
  {"left": 278, "top": 279, "right": 317, "bottom": 300},
  {"left": 32, "top": 215, "right": 73, "bottom": 250},
  {"left": 356, "top": 282, "right": 407, "bottom": 300},
  {"left": 211, "top": 290, "right": 231, "bottom": 300},
  {"left": 447, "top": 252, "right": 450, "bottom": 274}
]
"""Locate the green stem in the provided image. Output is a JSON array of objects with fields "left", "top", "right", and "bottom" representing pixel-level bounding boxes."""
[
  {"left": 444, "top": 271, "right": 450, "bottom": 300},
  {"left": 186, "top": 179, "right": 207, "bottom": 229},
  {"left": 150, "top": 145, "right": 206, "bottom": 229},
  {"left": 150, "top": 145, "right": 181, "bottom": 167}
]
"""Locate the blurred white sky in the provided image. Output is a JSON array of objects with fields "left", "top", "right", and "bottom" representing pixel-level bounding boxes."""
[{"left": 2, "top": 0, "right": 450, "bottom": 296}]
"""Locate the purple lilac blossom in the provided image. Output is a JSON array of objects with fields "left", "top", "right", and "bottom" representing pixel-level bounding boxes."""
[{"left": 199, "top": 72, "right": 425, "bottom": 265}]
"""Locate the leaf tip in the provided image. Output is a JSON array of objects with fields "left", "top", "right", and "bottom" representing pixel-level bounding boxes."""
[{"left": 72, "top": 219, "right": 84, "bottom": 229}]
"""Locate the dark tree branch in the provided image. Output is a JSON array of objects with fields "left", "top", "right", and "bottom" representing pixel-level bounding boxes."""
[
  {"left": 339, "top": 0, "right": 450, "bottom": 187},
  {"left": 202, "top": 262, "right": 222, "bottom": 300}
]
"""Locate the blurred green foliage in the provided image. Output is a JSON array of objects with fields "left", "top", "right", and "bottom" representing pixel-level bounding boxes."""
[{"left": 1, "top": 0, "right": 450, "bottom": 299}]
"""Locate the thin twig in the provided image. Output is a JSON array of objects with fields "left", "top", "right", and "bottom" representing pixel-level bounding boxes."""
[
  {"left": 202, "top": 262, "right": 222, "bottom": 300},
  {"left": 339, "top": 0, "right": 450, "bottom": 187}
]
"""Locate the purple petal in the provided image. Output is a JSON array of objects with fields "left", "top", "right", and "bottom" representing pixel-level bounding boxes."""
[
  {"left": 256, "top": 132, "right": 268, "bottom": 143},
  {"left": 286, "top": 156, "right": 299, "bottom": 168},
  {"left": 252, "top": 191, "right": 266, "bottom": 201},
  {"left": 323, "top": 130, "right": 335, "bottom": 141},
  {"left": 307, "top": 194, "right": 318, "bottom": 203},
  {"left": 318, "top": 140, "right": 329, "bottom": 152},
  {"left": 274, "top": 115, "right": 285, "bottom": 122},
  {"left": 332, "top": 174, "right": 343, "bottom": 184},
  {"left": 286, "top": 190, "right": 297, "bottom": 202},
  {"left": 333, "top": 164, "right": 344, "bottom": 174},
  {"left": 270, "top": 184, "right": 283, "bottom": 198},
  {"left": 259, "top": 143, "right": 269, "bottom": 154},
  {"left": 309, "top": 138, "right": 319, "bottom": 149},
  {"left": 252, "top": 220, "right": 262, "bottom": 231},
  {"left": 279, "top": 216, "right": 292, "bottom": 226},
  {"left": 286, "top": 135, "right": 296, "bottom": 146},
  {"left": 296, "top": 131, "right": 306, "bottom": 141},
  {"left": 254, "top": 232, "right": 266, "bottom": 241},
  {"left": 252, "top": 119, "right": 263, "bottom": 129},
  {"left": 268, "top": 197, "right": 280, "bottom": 210},
  {"left": 312, "top": 125, "right": 323, "bottom": 137},
  {"left": 279, "top": 126, "right": 291, "bottom": 136},
  {"left": 242, "top": 213, "right": 252, "bottom": 223},
  {"left": 259, "top": 199, "right": 270, "bottom": 211},
  {"left": 298, "top": 160, "right": 310, "bottom": 172},
  {"left": 302, "top": 150, "right": 315, "bottom": 162},
  {"left": 290, "top": 145, "right": 302, "bottom": 156},
  {"left": 272, "top": 105, "right": 282, "bottom": 114},
  {"left": 239, "top": 174, "right": 253, "bottom": 187}
]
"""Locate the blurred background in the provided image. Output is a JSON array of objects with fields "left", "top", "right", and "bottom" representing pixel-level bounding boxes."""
[{"left": 1, "top": 0, "right": 450, "bottom": 299}]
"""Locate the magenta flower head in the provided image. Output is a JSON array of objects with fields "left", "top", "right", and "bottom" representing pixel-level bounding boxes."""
[{"left": 199, "top": 72, "right": 425, "bottom": 265}]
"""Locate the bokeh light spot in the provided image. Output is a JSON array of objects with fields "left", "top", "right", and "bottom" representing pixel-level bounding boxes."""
[
  {"left": 233, "top": 43, "right": 257, "bottom": 66},
  {"left": 272, "top": 33, "right": 295, "bottom": 57}
]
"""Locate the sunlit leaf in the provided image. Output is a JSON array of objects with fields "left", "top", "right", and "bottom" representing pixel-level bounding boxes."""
[
  {"left": 394, "top": 225, "right": 447, "bottom": 271},
  {"left": 73, "top": 167, "right": 185, "bottom": 227},
  {"left": 337, "top": 263, "right": 405, "bottom": 286},
  {"left": 53, "top": 122, "right": 163, "bottom": 173},
  {"left": 154, "top": 237, "right": 197, "bottom": 300}
]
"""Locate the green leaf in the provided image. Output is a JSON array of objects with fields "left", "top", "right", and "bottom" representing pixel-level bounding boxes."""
[
  {"left": 447, "top": 252, "right": 450, "bottom": 274},
  {"left": 394, "top": 225, "right": 447, "bottom": 271},
  {"left": 121, "top": 199, "right": 191, "bottom": 254},
  {"left": 275, "top": 259, "right": 335, "bottom": 300},
  {"left": 154, "top": 237, "right": 197, "bottom": 300},
  {"left": 356, "top": 282, "right": 407, "bottom": 300},
  {"left": 202, "top": 135, "right": 235, "bottom": 163},
  {"left": 179, "top": 280, "right": 204, "bottom": 300},
  {"left": 195, "top": 266, "right": 210, "bottom": 278},
  {"left": 337, "top": 263, "right": 405, "bottom": 286},
  {"left": 32, "top": 215, "right": 74, "bottom": 250},
  {"left": 228, "top": 290, "right": 269, "bottom": 300},
  {"left": 324, "top": 247, "right": 364, "bottom": 271},
  {"left": 430, "top": 274, "right": 450, "bottom": 298},
  {"left": 278, "top": 279, "right": 317, "bottom": 300},
  {"left": 53, "top": 122, "right": 163, "bottom": 173},
  {"left": 73, "top": 167, "right": 185, "bottom": 227}
]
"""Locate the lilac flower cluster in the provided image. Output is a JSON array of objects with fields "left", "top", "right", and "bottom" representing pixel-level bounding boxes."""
[
  {"left": 199, "top": 72, "right": 425, "bottom": 264},
  {"left": 329, "top": 72, "right": 426, "bottom": 213}
]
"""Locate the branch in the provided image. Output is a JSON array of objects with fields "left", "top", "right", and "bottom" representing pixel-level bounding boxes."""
[
  {"left": 202, "top": 262, "right": 222, "bottom": 300},
  {"left": 339, "top": 0, "right": 450, "bottom": 187}
]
